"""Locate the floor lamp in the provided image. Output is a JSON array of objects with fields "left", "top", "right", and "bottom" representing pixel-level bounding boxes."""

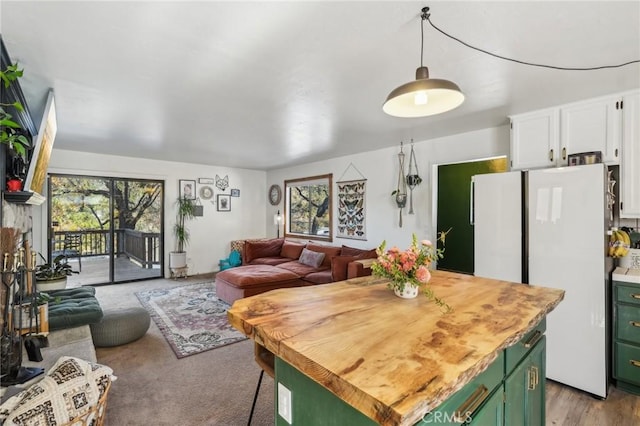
[{"left": 274, "top": 210, "right": 282, "bottom": 238}]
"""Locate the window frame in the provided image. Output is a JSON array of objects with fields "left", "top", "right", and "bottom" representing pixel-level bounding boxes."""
[{"left": 284, "top": 173, "right": 333, "bottom": 242}]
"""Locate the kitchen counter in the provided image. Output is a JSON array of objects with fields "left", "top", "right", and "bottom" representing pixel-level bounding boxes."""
[{"left": 228, "top": 270, "right": 564, "bottom": 425}]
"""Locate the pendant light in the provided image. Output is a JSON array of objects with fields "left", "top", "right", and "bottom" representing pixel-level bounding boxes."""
[{"left": 383, "top": 7, "right": 464, "bottom": 118}]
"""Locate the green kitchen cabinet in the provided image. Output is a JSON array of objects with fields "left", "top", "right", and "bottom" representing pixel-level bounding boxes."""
[
  {"left": 504, "top": 336, "right": 546, "bottom": 426},
  {"left": 612, "top": 278, "right": 640, "bottom": 395}
]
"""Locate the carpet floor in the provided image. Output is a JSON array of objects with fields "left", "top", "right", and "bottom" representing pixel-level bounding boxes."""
[
  {"left": 93, "top": 277, "right": 273, "bottom": 426},
  {"left": 135, "top": 282, "right": 247, "bottom": 358}
]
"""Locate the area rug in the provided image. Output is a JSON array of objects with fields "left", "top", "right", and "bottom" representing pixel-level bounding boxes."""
[{"left": 135, "top": 282, "right": 246, "bottom": 358}]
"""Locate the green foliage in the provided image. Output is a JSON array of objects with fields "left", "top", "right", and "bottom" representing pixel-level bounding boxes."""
[
  {"left": 174, "top": 196, "right": 195, "bottom": 252},
  {"left": 0, "top": 62, "right": 29, "bottom": 158},
  {"left": 35, "top": 253, "right": 79, "bottom": 281}
]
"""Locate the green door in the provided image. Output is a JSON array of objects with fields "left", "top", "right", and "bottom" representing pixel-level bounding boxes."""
[{"left": 436, "top": 158, "right": 508, "bottom": 274}]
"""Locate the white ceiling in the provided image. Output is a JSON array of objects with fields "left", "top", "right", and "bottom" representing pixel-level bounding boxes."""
[{"left": 2, "top": 1, "right": 639, "bottom": 171}]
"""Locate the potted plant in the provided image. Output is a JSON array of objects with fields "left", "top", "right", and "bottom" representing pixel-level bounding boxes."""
[
  {"left": 169, "top": 196, "right": 196, "bottom": 272},
  {"left": 35, "top": 253, "right": 79, "bottom": 291}
]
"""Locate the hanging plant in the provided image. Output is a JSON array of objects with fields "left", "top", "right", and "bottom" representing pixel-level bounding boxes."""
[
  {"left": 392, "top": 142, "right": 408, "bottom": 227},
  {"left": 0, "top": 62, "right": 29, "bottom": 158},
  {"left": 406, "top": 140, "right": 422, "bottom": 214}
]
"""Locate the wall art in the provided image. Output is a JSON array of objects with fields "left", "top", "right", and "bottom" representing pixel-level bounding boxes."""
[
  {"left": 179, "top": 179, "right": 196, "bottom": 200},
  {"left": 217, "top": 194, "right": 231, "bottom": 212},
  {"left": 230, "top": 188, "right": 240, "bottom": 197},
  {"left": 336, "top": 179, "right": 366, "bottom": 240},
  {"left": 215, "top": 175, "right": 229, "bottom": 191}
]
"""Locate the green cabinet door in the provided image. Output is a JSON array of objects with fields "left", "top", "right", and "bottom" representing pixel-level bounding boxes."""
[
  {"left": 468, "top": 387, "right": 503, "bottom": 426},
  {"left": 504, "top": 336, "right": 546, "bottom": 426}
]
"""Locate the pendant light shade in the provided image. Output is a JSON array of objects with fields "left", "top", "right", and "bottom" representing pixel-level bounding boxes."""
[
  {"left": 383, "top": 66, "right": 464, "bottom": 117},
  {"left": 383, "top": 8, "right": 464, "bottom": 118}
]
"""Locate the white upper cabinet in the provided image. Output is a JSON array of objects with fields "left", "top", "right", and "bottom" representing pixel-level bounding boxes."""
[
  {"left": 511, "top": 93, "right": 627, "bottom": 171},
  {"left": 510, "top": 108, "right": 560, "bottom": 170},
  {"left": 621, "top": 90, "right": 640, "bottom": 218},
  {"left": 561, "top": 95, "right": 622, "bottom": 165}
]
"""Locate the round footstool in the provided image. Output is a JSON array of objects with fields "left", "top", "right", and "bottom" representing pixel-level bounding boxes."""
[{"left": 90, "top": 307, "right": 151, "bottom": 347}]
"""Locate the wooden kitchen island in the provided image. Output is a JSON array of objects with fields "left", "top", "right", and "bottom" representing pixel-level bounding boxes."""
[{"left": 228, "top": 270, "right": 564, "bottom": 425}]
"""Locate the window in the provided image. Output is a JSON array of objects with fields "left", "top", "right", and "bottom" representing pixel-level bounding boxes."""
[{"left": 284, "top": 174, "right": 333, "bottom": 242}]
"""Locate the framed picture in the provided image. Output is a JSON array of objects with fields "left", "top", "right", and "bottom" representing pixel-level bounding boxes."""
[
  {"left": 179, "top": 179, "right": 196, "bottom": 200},
  {"left": 217, "top": 194, "right": 231, "bottom": 212},
  {"left": 198, "top": 178, "right": 214, "bottom": 184},
  {"left": 230, "top": 188, "right": 240, "bottom": 197}
]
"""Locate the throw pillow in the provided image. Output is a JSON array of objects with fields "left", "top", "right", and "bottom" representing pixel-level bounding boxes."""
[
  {"left": 298, "top": 248, "right": 325, "bottom": 268},
  {"left": 341, "top": 245, "right": 377, "bottom": 258},
  {"left": 280, "top": 241, "right": 306, "bottom": 259}
]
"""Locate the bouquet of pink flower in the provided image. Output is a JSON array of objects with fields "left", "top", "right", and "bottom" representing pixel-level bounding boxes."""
[{"left": 371, "top": 230, "right": 451, "bottom": 310}]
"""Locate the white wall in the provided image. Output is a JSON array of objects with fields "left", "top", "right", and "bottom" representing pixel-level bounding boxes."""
[
  {"left": 32, "top": 149, "right": 267, "bottom": 277},
  {"left": 266, "top": 126, "right": 510, "bottom": 250}
]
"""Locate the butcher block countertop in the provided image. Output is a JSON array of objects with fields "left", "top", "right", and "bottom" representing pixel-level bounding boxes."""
[{"left": 228, "top": 270, "right": 565, "bottom": 426}]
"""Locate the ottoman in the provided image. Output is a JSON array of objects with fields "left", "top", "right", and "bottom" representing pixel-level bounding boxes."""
[
  {"left": 90, "top": 307, "right": 150, "bottom": 347},
  {"left": 215, "top": 265, "right": 304, "bottom": 305}
]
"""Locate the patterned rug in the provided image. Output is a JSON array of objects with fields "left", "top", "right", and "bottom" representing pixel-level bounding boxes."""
[{"left": 135, "top": 282, "right": 246, "bottom": 358}]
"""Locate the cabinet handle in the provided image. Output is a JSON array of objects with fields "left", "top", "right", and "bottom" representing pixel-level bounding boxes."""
[
  {"left": 631, "top": 360, "right": 640, "bottom": 368},
  {"left": 562, "top": 147, "right": 567, "bottom": 160},
  {"left": 615, "top": 148, "right": 619, "bottom": 157},
  {"left": 630, "top": 321, "right": 640, "bottom": 328},
  {"left": 523, "top": 330, "right": 543, "bottom": 348},
  {"left": 532, "top": 365, "right": 539, "bottom": 389},
  {"left": 549, "top": 149, "right": 554, "bottom": 162},
  {"left": 632, "top": 293, "right": 640, "bottom": 300},
  {"left": 455, "top": 385, "right": 489, "bottom": 421},
  {"left": 528, "top": 368, "right": 536, "bottom": 390}
]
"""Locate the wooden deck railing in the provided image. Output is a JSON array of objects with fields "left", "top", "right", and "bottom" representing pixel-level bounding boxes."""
[{"left": 53, "top": 229, "right": 161, "bottom": 268}]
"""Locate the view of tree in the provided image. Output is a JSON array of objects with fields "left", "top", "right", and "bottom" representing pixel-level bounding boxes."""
[
  {"left": 289, "top": 183, "right": 330, "bottom": 236},
  {"left": 50, "top": 176, "right": 162, "bottom": 233}
]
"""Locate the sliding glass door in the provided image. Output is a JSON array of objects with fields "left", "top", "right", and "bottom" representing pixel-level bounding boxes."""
[{"left": 48, "top": 174, "right": 164, "bottom": 285}]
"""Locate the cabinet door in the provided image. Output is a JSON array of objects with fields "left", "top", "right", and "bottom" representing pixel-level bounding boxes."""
[
  {"left": 510, "top": 108, "right": 559, "bottom": 170},
  {"left": 621, "top": 91, "right": 640, "bottom": 218},
  {"left": 561, "top": 95, "right": 622, "bottom": 165},
  {"left": 505, "top": 336, "right": 546, "bottom": 426},
  {"left": 467, "top": 388, "right": 503, "bottom": 425}
]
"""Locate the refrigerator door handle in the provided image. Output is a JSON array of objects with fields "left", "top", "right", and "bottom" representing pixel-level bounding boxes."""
[{"left": 470, "top": 177, "right": 475, "bottom": 225}]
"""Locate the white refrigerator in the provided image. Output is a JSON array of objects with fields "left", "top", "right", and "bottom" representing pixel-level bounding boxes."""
[{"left": 473, "top": 163, "right": 610, "bottom": 398}]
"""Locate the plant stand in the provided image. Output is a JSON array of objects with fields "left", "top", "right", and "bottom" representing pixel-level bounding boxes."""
[{"left": 170, "top": 267, "right": 188, "bottom": 279}]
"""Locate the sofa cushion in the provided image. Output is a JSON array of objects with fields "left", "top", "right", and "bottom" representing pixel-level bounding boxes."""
[
  {"left": 341, "top": 245, "right": 377, "bottom": 258},
  {"left": 277, "top": 260, "right": 329, "bottom": 277},
  {"left": 249, "top": 257, "right": 292, "bottom": 266},
  {"left": 331, "top": 255, "right": 359, "bottom": 282},
  {"left": 306, "top": 243, "right": 342, "bottom": 268},
  {"left": 280, "top": 241, "right": 306, "bottom": 259},
  {"left": 298, "top": 248, "right": 325, "bottom": 268},
  {"left": 216, "top": 265, "right": 300, "bottom": 289},
  {"left": 244, "top": 238, "right": 285, "bottom": 264},
  {"left": 47, "top": 287, "right": 104, "bottom": 331},
  {"left": 303, "top": 270, "right": 333, "bottom": 284}
]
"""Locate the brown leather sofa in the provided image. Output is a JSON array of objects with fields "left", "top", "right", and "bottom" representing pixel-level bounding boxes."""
[{"left": 215, "top": 238, "right": 376, "bottom": 305}]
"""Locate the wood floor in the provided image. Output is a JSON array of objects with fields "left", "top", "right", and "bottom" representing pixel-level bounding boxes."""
[{"left": 546, "top": 380, "right": 640, "bottom": 425}]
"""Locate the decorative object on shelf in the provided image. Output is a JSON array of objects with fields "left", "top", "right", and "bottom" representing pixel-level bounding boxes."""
[
  {"left": 371, "top": 231, "right": 452, "bottom": 311},
  {"left": 6, "top": 178, "right": 21, "bottom": 192},
  {"left": 383, "top": 7, "right": 464, "bottom": 118},
  {"left": 337, "top": 163, "right": 367, "bottom": 241},
  {"left": 230, "top": 188, "right": 240, "bottom": 197},
  {"left": 179, "top": 179, "right": 196, "bottom": 200},
  {"left": 23, "top": 90, "right": 56, "bottom": 198},
  {"left": 392, "top": 142, "right": 408, "bottom": 227},
  {"left": 274, "top": 210, "right": 283, "bottom": 238},
  {"left": 215, "top": 175, "right": 229, "bottom": 191},
  {"left": 217, "top": 194, "right": 231, "bottom": 212},
  {"left": 268, "top": 184, "right": 282, "bottom": 206},
  {"left": 199, "top": 185, "right": 213, "bottom": 200},
  {"left": 568, "top": 150, "right": 603, "bottom": 166},
  {"left": 406, "top": 140, "right": 422, "bottom": 214},
  {"left": 198, "top": 177, "right": 214, "bottom": 184}
]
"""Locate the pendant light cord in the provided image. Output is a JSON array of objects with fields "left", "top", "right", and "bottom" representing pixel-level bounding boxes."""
[{"left": 423, "top": 9, "right": 640, "bottom": 71}]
